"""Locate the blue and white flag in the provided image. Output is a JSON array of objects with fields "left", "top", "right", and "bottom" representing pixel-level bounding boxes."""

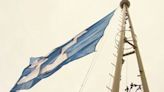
[{"left": 11, "top": 10, "right": 115, "bottom": 92}]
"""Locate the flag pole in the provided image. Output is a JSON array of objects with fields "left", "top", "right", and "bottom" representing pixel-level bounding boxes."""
[{"left": 111, "top": 0, "right": 129, "bottom": 92}]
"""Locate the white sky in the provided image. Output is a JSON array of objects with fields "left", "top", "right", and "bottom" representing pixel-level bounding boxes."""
[{"left": 0, "top": 0, "right": 164, "bottom": 92}]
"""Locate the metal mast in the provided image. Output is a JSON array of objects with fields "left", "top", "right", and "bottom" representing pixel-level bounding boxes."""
[{"left": 111, "top": 0, "right": 150, "bottom": 92}]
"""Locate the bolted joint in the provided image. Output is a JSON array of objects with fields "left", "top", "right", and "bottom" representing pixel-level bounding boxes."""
[{"left": 120, "top": 0, "right": 130, "bottom": 8}]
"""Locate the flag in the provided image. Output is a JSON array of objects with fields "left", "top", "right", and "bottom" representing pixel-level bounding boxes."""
[{"left": 11, "top": 10, "right": 115, "bottom": 92}]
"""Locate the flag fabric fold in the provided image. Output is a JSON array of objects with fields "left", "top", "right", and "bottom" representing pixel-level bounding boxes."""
[{"left": 11, "top": 10, "right": 115, "bottom": 92}]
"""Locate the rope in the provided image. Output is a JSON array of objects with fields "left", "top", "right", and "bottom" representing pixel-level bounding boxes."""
[
  {"left": 78, "top": 51, "right": 99, "bottom": 92},
  {"left": 78, "top": 23, "right": 113, "bottom": 92}
]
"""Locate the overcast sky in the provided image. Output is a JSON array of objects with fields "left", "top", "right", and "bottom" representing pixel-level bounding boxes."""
[{"left": 0, "top": 0, "right": 164, "bottom": 92}]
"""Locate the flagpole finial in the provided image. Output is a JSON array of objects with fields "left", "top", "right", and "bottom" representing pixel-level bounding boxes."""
[{"left": 120, "top": 0, "right": 130, "bottom": 8}]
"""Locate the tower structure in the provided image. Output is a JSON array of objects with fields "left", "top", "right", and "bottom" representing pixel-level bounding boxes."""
[{"left": 111, "top": 0, "right": 149, "bottom": 92}]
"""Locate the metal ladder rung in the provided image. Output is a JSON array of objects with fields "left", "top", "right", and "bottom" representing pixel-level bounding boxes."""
[
  {"left": 109, "top": 73, "right": 114, "bottom": 78},
  {"left": 111, "top": 63, "right": 116, "bottom": 67},
  {"left": 106, "top": 86, "right": 112, "bottom": 91}
]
